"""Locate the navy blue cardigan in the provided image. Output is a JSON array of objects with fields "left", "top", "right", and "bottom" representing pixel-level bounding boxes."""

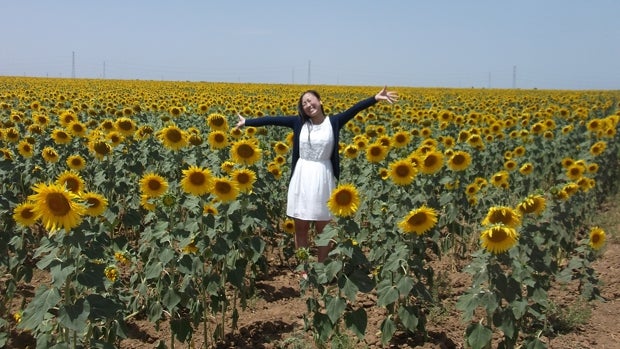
[{"left": 244, "top": 96, "right": 377, "bottom": 180}]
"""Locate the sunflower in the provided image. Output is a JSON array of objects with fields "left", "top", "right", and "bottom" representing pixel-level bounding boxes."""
[
  {"left": 211, "top": 177, "right": 239, "bottom": 203},
  {"left": 447, "top": 151, "right": 471, "bottom": 171},
  {"left": 268, "top": 164, "right": 283, "bottom": 180},
  {"left": 566, "top": 163, "right": 585, "bottom": 180},
  {"left": 398, "top": 205, "right": 438, "bottom": 235},
  {"left": 106, "top": 131, "right": 124, "bottom": 147},
  {"left": 589, "top": 141, "right": 606, "bottom": 156},
  {"left": 419, "top": 150, "right": 444, "bottom": 175},
  {"left": 589, "top": 227, "right": 606, "bottom": 250},
  {"left": 229, "top": 127, "right": 243, "bottom": 139},
  {"left": 182, "top": 241, "right": 199, "bottom": 254},
  {"left": 517, "top": 194, "right": 546, "bottom": 216},
  {"left": 115, "top": 117, "right": 137, "bottom": 136},
  {"left": 59, "top": 110, "right": 78, "bottom": 127},
  {"left": 465, "top": 183, "right": 479, "bottom": 196},
  {"left": 51, "top": 129, "right": 72, "bottom": 145},
  {"left": 504, "top": 159, "right": 518, "bottom": 172},
  {"left": 28, "top": 182, "right": 85, "bottom": 232},
  {"left": 179, "top": 165, "right": 213, "bottom": 196},
  {"left": 81, "top": 192, "right": 108, "bottom": 216},
  {"left": 220, "top": 160, "right": 236, "bottom": 173},
  {"left": 327, "top": 184, "right": 360, "bottom": 217},
  {"left": 482, "top": 206, "right": 521, "bottom": 228},
  {"left": 519, "top": 163, "right": 534, "bottom": 176},
  {"left": 365, "top": 143, "right": 389, "bottom": 163},
  {"left": 89, "top": 139, "right": 112, "bottom": 160},
  {"left": 13, "top": 202, "right": 38, "bottom": 227},
  {"left": 343, "top": 144, "right": 359, "bottom": 159},
  {"left": 480, "top": 225, "right": 519, "bottom": 254},
  {"left": 231, "top": 139, "right": 262, "bottom": 166},
  {"left": 206, "top": 113, "right": 229, "bottom": 131},
  {"left": 67, "top": 121, "right": 88, "bottom": 137},
  {"left": 41, "top": 146, "right": 59, "bottom": 163},
  {"left": 56, "top": 171, "right": 85, "bottom": 194},
  {"left": 391, "top": 130, "right": 411, "bottom": 148},
  {"left": 231, "top": 168, "right": 257, "bottom": 194},
  {"left": 158, "top": 124, "right": 188, "bottom": 151},
  {"left": 282, "top": 218, "right": 296, "bottom": 234},
  {"left": 140, "top": 172, "right": 169, "bottom": 198},
  {"left": 140, "top": 194, "right": 156, "bottom": 211},
  {"left": 274, "top": 141, "right": 290, "bottom": 155},
  {"left": 207, "top": 130, "right": 228, "bottom": 150},
  {"left": 203, "top": 203, "right": 219, "bottom": 216},
  {"left": 62, "top": 156, "right": 85, "bottom": 172},
  {"left": 378, "top": 167, "right": 390, "bottom": 180},
  {"left": 388, "top": 158, "right": 417, "bottom": 186},
  {"left": 490, "top": 170, "right": 509, "bottom": 187},
  {"left": 17, "top": 140, "right": 34, "bottom": 158},
  {"left": 104, "top": 265, "right": 119, "bottom": 282}
]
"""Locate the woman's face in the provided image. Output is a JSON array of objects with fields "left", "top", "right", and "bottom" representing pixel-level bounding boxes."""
[{"left": 301, "top": 92, "right": 322, "bottom": 118}]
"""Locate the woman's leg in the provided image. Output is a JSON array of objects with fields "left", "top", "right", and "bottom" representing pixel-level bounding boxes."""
[
  {"left": 315, "top": 220, "right": 333, "bottom": 262},
  {"left": 293, "top": 218, "right": 311, "bottom": 250}
]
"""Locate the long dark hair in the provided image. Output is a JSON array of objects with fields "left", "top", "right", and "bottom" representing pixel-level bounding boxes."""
[{"left": 297, "top": 90, "right": 324, "bottom": 123}]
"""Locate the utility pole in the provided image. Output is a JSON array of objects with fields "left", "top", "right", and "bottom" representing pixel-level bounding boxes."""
[{"left": 72, "top": 51, "right": 75, "bottom": 78}]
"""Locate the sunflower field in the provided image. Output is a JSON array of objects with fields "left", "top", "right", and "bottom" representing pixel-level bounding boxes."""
[{"left": 0, "top": 76, "right": 619, "bottom": 348}]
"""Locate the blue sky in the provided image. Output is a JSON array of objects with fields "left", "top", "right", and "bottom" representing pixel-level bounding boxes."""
[{"left": 2, "top": 0, "right": 619, "bottom": 90}]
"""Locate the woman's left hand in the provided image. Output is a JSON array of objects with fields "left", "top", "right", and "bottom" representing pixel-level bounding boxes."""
[{"left": 375, "top": 86, "right": 399, "bottom": 104}]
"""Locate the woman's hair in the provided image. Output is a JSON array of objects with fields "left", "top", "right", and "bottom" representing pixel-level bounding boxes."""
[{"left": 297, "top": 90, "right": 324, "bottom": 123}]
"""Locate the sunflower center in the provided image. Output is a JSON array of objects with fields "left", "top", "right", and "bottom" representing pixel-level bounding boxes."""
[
  {"left": 237, "top": 144, "right": 255, "bottom": 158},
  {"left": 488, "top": 228, "right": 508, "bottom": 243},
  {"left": 452, "top": 154, "right": 465, "bottom": 165},
  {"left": 189, "top": 172, "right": 206, "bottom": 185},
  {"left": 214, "top": 133, "right": 225, "bottom": 142},
  {"left": 215, "top": 181, "right": 232, "bottom": 194},
  {"left": 86, "top": 197, "right": 101, "bottom": 208},
  {"left": 166, "top": 129, "right": 183, "bottom": 142},
  {"left": 335, "top": 190, "right": 353, "bottom": 205},
  {"left": 118, "top": 121, "right": 132, "bottom": 130},
  {"left": 21, "top": 208, "right": 35, "bottom": 219},
  {"left": 395, "top": 165, "right": 410, "bottom": 177},
  {"left": 47, "top": 192, "right": 71, "bottom": 216},
  {"left": 64, "top": 178, "right": 80, "bottom": 193},
  {"left": 148, "top": 179, "right": 162, "bottom": 191},
  {"left": 211, "top": 117, "right": 225, "bottom": 127},
  {"left": 407, "top": 212, "right": 427, "bottom": 226},
  {"left": 592, "top": 234, "right": 600, "bottom": 243},
  {"left": 236, "top": 173, "right": 250, "bottom": 184},
  {"left": 424, "top": 155, "right": 438, "bottom": 167},
  {"left": 94, "top": 141, "right": 111, "bottom": 154}
]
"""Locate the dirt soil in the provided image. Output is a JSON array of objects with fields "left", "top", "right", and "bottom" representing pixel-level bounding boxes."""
[{"left": 7, "top": 197, "right": 620, "bottom": 349}]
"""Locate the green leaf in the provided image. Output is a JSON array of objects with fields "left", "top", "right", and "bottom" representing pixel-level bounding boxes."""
[
  {"left": 59, "top": 299, "right": 90, "bottom": 332},
  {"left": 524, "top": 337, "right": 547, "bottom": 349},
  {"left": 348, "top": 268, "right": 375, "bottom": 293},
  {"left": 465, "top": 322, "right": 493, "bottom": 349},
  {"left": 18, "top": 286, "right": 61, "bottom": 331},
  {"left": 312, "top": 312, "right": 333, "bottom": 342},
  {"left": 86, "top": 294, "right": 123, "bottom": 320},
  {"left": 342, "top": 277, "right": 359, "bottom": 302},
  {"left": 171, "top": 317, "right": 193, "bottom": 343},
  {"left": 397, "top": 305, "right": 419, "bottom": 332},
  {"left": 326, "top": 296, "right": 346, "bottom": 324},
  {"left": 377, "top": 282, "right": 399, "bottom": 307},
  {"left": 396, "top": 275, "right": 414, "bottom": 296},
  {"left": 456, "top": 290, "right": 481, "bottom": 320},
  {"left": 162, "top": 288, "right": 181, "bottom": 311},
  {"left": 344, "top": 308, "right": 367, "bottom": 339},
  {"left": 144, "top": 261, "right": 163, "bottom": 280},
  {"left": 380, "top": 317, "right": 397, "bottom": 345}
]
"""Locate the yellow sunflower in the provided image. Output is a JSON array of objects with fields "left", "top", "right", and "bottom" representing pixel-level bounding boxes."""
[
  {"left": 13, "top": 202, "right": 38, "bottom": 227},
  {"left": 447, "top": 150, "right": 471, "bottom": 171},
  {"left": 206, "top": 113, "right": 229, "bottom": 131},
  {"left": 327, "top": 184, "right": 360, "bottom": 217},
  {"left": 140, "top": 194, "right": 156, "bottom": 211},
  {"left": 67, "top": 121, "right": 88, "bottom": 137},
  {"left": 419, "top": 150, "right": 444, "bottom": 175},
  {"left": 17, "top": 140, "right": 34, "bottom": 158},
  {"left": 388, "top": 158, "right": 417, "bottom": 186},
  {"left": 589, "top": 141, "right": 606, "bottom": 156},
  {"left": 140, "top": 172, "right": 169, "bottom": 198},
  {"left": 517, "top": 194, "right": 547, "bottom": 216},
  {"left": 41, "top": 146, "right": 59, "bottom": 163},
  {"left": 343, "top": 144, "right": 359, "bottom": 159},
  {"left": 88, "top": 139, "right": 112, "bottom": 160},
  {"left": 231, "top": 139, "right": 262, "bottom": 166},
  {"left": 180, "top": 165, "right": 213, "bottom": 196},
  {"left": 66, "top": 155, "right": 86, "bottom": 171},
  {"left": 211, "top": 177, "right": 239, "bottom": 203},
  {"left": 282, "top": 218, "right": 296, "bottom": 234},
  {"left": 115, "top": 117, "right": 137, "bottom": 136},
  {"left": 203, "top": 203, "right": 219, "bottom": 216},
  {"left": 56, "top": 170, "right": 85, "bottom": 194},
  {"left": 274, "top": 141, "right": 290, "bottom": 155},
  {"left": 519, "top": 163, "right": 534, "bottom": 176},
  {"left": 207, "top": 130, "right": 228, "bottom": 150},
  {"left": 589, "top": 227, "right": 606, "bottom": 250},
  {"left": 566, "top": 163, "right": 585, "bottom": 180},
  {"left": 28, "top": 182, "right": 86, "bottom": 232},
  {"left": 482, "top": 206, "right": 521, "bottom": 228},
  {"left": 392, "top": 130, "right": 411, "bottom": 148},
  {"left": 490, "top": 170, "right": 509, "bottom": 187},
  {"left": 158, "top": 124, "right": 188, "bottom": 151},
  {"left": 81, "top": 192, "right": 108, "bottom": 216},
  {"left": 480, "top": 225, "right": 519, "bottom": 254},
  {"left": 51, "top": 129, "right": 73, "bottom": 146},
  {"left": 365, "top": 143, "right": 389, "bottom": 163},
  {"left": 220, "top": 160, "right": 236, "bottom": 173},
  {"left": 231, "top": 168, "right": 257, "bottom": 194},
  {"left": 398, "top": 205, "right": 438, "bottom": 235}
]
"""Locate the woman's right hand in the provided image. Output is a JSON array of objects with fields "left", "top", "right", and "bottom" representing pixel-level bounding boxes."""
[{"left": 234, "top": 113, "right": 246, "bottom": 129}]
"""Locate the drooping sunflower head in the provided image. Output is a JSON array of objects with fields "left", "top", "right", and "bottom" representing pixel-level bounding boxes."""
[
  {"left": 231, "top": 168, "right": 257, "bottom": 194},
  {"left": 28, "top": 182, "right": 86, "bottom": 232},
  {"left": 42, "top": 146, "right": 59, "bottom": 163},
  {"left": 480, "top": 225, "right": 519, "bottom": 254},
  {"left": 516, "top": 194, "right": 547, "bottom": 216},
  {"left": 140, "top": 172, "right": 169, "bottom": 198},
  {"left": 389, "top": 159, "right": 417, "bottom": 186},
  {"left": 327, "top": 184, "right": 360, "bottom": 217},
  {"left": 231, "top": 139, "right": 262, "bottom": 166},
  {"left": 491, "top": 170, "right": 509, "bottom": 187},
  {"left": 519, "top": 163, "right": 534, "bottom": 176},
  {"left": 88, "top": 138, "right": 112, "bottom": 160},
  {"left": 81, "top": 192, "right": 108, "bottom": 216},
  {"left": 211, "top": 177, "right": 239, "bottom": 203},
  {"left": 589, "top": 226, "right": 606, "bottom": 250},
  {"left": 206, "top": 113, "right": 229, "bottom": 131},
  {"left": 158, "top": 124, "right": 188, "bottom": 151},
  {"left": 482, "top": 206, "right": 521, "bottom": 228},
  {"left": 203, "top": 203, "right": 219, "bottom": 216},
  {"left": 180, "top": 165, "right": 213, "bottom": 196},
  {"left": 398, "top": 205, "right": 438, "bottom": 235},
  {"left": 589, "top": 141, "right": 606, "bottom": 156}
]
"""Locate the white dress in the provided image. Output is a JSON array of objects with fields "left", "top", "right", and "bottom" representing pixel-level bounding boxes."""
[{"left": 286, "top": 118, "right": 336, "bottom": 221}]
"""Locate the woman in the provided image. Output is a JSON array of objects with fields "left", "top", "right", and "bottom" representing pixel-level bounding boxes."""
[{"left": 235, "top": 87, "right": 398, "bottom": 265}]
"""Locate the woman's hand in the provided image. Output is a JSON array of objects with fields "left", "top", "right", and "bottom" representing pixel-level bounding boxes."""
[
  {"left": 375, "top": 86, "right": 399, "bottom": 104},
  {"left": 234, "top": 113, "right": 246, "bottom": 129}
]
